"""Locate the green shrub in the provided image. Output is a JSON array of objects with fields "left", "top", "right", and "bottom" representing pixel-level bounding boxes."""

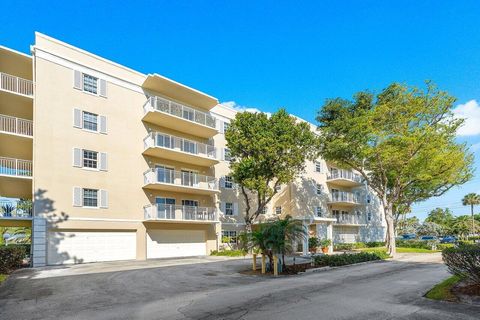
[
  {"left": 354, "top": 242, "right": 366, "bottom": 249},
  {"left": 365, "top": 241, "right": 385, "bottom": 248},
  {"left": 396, "top": 239, "right": 432, "bottom": 249},
  {"left": 308, "top": 237, "right": 319, "bottom": 251},
  {"left": 437, "top": 243, "right": 455, "bottom": 250},
  {"left": 210, "top": 249, "right": 246, "bottom": 257},
  {"left": 333, "top": 243, "right": 355, "bottom": 251},
  {"left": 442, "top": 244, "right": 480, "bottom": 285},
  {"left": 0, "top": 245, "right": 26, "bottom": 273},
  {"left": 314, "top": 252, "right": 387, "bottom": 267},
  {"left": 458, "top": 240, "right": 474, "bottom": 246}
]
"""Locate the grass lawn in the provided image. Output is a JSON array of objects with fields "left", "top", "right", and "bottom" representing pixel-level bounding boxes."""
[
  {"left": 425, "top": 275, "right": 462, "bottom": 301},
  {"left": 358, "top": 247, "right": 440, "bottom": 254},
  {"left": 0, "top": 274, "right": 8, "bottom": 284}
]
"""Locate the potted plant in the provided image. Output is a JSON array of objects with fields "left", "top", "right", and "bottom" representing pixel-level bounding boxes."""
[
  {"left": 308, "top": 237, "right": 319, "bottom": 253},
  {"left": 319, "top": 239, "right": 332, "bottom": 253}
]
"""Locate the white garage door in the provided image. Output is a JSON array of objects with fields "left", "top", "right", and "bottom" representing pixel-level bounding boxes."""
[
  {"left": 48, "top": 231, "right": 136, "bottom": 265},
  {"left": 147, "top": 229, "right": 206, "bottom": 259},
  {"left": 333, "top": 226, "right": 359, "bottom": 243}
]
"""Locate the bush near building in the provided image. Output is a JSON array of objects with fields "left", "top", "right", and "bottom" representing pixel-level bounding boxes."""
[
  {"left": 314, "top": 252, "right": 388, "bottom": 267},
  {"left": 333, "top": 242, "right": 386, "bottom": 251},
  {"left": 0, "top": 245, "right": 27, "bottom": 274}
]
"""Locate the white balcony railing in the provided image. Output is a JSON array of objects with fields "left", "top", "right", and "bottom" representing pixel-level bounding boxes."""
[
  {"left": 0, "top": 157, "right": 32, "bottom": 177},
  {"left": 144, "top": 132, "right": 217, "bottom": 159},
  {"left": 144, "top": 96, "right": 217, "bottom": 129},
  {"left": 332, "top": 214, "right": 366, "bottom": 225},
  {"left": 328, "top": 191, "right": 363, "bottom": 204},
  {"left": 0, "top": 114, "right": 33, "bottom": 137},
  {"left": 144, "top": 204, "right": 217, "bottom": 222},
  {"left": 327, "top": 169, "right": 363, "bottom": 183},
  {"left": 144, "top": 168, "right": 218, "bottom": 191},
  {"left": 0, "top": 72, "right": 34, "bottom": 97},
  {"left": 0, "top": 200, "right": 32, "bottom": 218}
]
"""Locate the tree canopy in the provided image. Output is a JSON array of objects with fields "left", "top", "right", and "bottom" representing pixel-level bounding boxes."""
[
  {"left": 316, "top": 82, "right": 473, "bottom": 255},
  {"left": 225, "top": 108, "right": 319, "bottom": 227}
]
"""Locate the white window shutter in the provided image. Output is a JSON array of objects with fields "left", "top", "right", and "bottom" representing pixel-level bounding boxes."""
[
  {"left": 99, "top": 115, "right": 107, "bottom": 134},
  {"left": 73, "top": 187, "right": 82, "bottom": 206},
  {"left": 73, "top": 148, "right": 82, "bottom": 167},
  {"left": 220, "top": 176, "right": 225, "bottom": 188},
  {"left": 233, "top": 202, "right": 239, "bottom": 216},
  {"left": 100, "top": 190, "right": 108, "bottom": 208},
  {"left": 73, "top": 109, "right": 82, "bottom": 128},
  {"left": 99, "top": 79, "right": 107, "bottom": 97},
  {"left": 74, "top": 70, "right": 82, "bottom": 90},
  {"left": 99, "top": 152, "right": 108, "bottom": 171},
  {"left": 220, "top": 202, "right": 225, "bottom": 214}
]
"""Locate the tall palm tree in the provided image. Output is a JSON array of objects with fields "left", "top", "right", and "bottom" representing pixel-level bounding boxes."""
[
  {"left": 270, "top": 215, "right": 306, "bottom": 270},
  {"left": 462, "top": 193, "right": 480, "bottom": 237}
]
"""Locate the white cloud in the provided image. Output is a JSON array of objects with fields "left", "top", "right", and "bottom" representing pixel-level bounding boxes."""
[
  {"left": 221, "top": 101, "right": 271, "bottom": 116},
  {"left": 453, "top": 100, "right": 480, "bottom": 136}
]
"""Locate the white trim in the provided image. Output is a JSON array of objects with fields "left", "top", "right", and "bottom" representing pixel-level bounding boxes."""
[
  {"left": 48, "top": 217, "right": 143, "bottom": 222},
  {"left": 0, "top": 45, "right": 32, "bottom": 59}
]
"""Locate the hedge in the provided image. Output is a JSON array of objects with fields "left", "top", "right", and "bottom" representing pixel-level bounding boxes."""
[
  {"left": 0, "top": 245, "right": 27, "bottom": 273},
  {"left": 442, "top": 244, "right": 480, "bottom": 285},
  {"left": 334, "top": 242, "right": 386, "bottom": 251},
  {"left": 396, "top": 239, "right": 433, "bottom": 249},
  {"left": 313, "top": 251, "right": 388, "bottom": 267}
]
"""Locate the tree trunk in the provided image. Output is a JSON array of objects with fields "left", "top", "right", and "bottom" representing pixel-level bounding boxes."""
[
  {"left": 471, "top": 204, "right": 475, "bottom": 238},
  {"left": 384, "top": 202, "right": 397, "bottom": 257}
]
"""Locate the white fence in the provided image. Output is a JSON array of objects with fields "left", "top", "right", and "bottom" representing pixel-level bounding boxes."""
[
  {"left": 0, "top": 157, "right": 33, "bottom": 177},
  {"left": 144, "top": 204, "right": 217, "bottom": 222},
  {"left": 144, "top": 132, "right": 217, "bottom": 159},
  {"left": 0, "top": 72, "right": 34, "bottom": 97},
  {"left": 0, "top": 114, "right": 33, "bottom": 136},
  {"left": 144, "top": 168, "right": 218, "bottom": 190}
]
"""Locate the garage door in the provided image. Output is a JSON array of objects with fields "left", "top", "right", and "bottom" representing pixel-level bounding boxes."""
[
  {"left": 147, "top": 229, "right": 206, "bottom": 259},
  {"left": 47, "top": 231, "right": 136, "bottom": 265},
  {"left": 333, "top": 226, "right": 359, "bottom": 243}
]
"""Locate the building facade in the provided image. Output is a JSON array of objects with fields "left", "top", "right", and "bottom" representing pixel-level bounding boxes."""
[{"left": 0, "top": 33, "right": 385, "bottom": 267}]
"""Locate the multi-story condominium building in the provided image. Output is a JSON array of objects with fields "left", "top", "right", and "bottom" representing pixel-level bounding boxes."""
[{"left": 0, "top": 33, "right": 385, "bottom": 267}]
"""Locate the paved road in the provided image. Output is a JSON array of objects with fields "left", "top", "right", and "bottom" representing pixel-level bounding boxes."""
[{"left": 1, "top": 253, "right": 478, "bottom": 319}]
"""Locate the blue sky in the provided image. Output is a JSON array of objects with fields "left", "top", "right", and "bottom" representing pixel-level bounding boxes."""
[{"left": 1, "top": 1, "right": 479, "bottom": 220}]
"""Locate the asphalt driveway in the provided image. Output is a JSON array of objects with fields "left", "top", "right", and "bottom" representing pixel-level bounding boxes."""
[{"left": 1, "top": 253, "right": 478, "bottom": 319}]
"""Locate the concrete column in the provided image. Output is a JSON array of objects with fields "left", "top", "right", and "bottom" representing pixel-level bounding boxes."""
[
  {"left": 327, "top": 222, "right": 333, "bottom": 253},
  {"left": 302, "top": 221, "right": 309, "bottom": 255},
  {"left": 136, "top": 223, "right": 147, "bottom": 260},
  {"left": 32, "top": 217, "right": 47, "bottom": 267}
]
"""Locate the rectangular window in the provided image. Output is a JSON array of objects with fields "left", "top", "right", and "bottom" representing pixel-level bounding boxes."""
[
  {"left": 83, "top": 74, "right": 98, "bottom": 94},
  {"left": 83, "top": 111, "right": 98, "bottom": 131},
  {"left": 82, "top": 188, "right": 98, "bottom": 207},
  {"left": 224, "top": 148, "right": 231, "bottom": 161},
  {"left": 224, "top": 176, "right": 233, "bottom": 189},
  {"left": 316, "top": 184, "right": 323, "bottom": 195},
  {"left": 261, "top": 206, "right": 267, "bottom": 215},
  {"left": 367, "top": 212, "right": 372, "bottom": 221},
  {"left": 183, "top": 140, "right": 197, "bottom": 154},
  {"left": 275, "top": 184, "right": 282, "bottom": 192},
  {"left": 315, "top": 161, "right": 322, "bottom": 173},
  {"left": 225, "top": 202, "right": 234, "bottom": 216},
  {"left": 83, "top": 150, "right": 98, "bottom": 169},
  {"left": 223, "top": 122, "right": 230, "bottom": 133},
  {"left": 275, "top": 206, "right": 282, "bottom": 215},
  {"left": 315, "top": 206, "right": 323, "bottom": 217},
  {"left": 222, "top": 231, "right": 237, "bottom": 244}
]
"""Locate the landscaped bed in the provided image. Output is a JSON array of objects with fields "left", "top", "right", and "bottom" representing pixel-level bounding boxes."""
[{"left": 357, "top": 247, "right": 440, "bottom": 254}]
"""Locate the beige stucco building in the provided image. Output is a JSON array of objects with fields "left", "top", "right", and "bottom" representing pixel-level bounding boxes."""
[{"left": 0, "top": 33, "right": 385, "bottom": 266}]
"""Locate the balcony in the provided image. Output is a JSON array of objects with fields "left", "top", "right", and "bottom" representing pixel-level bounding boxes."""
[
  {"left": 0, "top": 157, "right": 32, "bottom": 198},
  {"left": 332, "top": 214, "right": 366, "bottom": 226},
  {"left": 327, "top": 169, "right": 363, "bottom": 187},
  {"left": 0, "top": 114, "right": 33, "bottom": 137},
  {"left": 0, "top": 72, "right": 34, "bottom": 98},
  {"left": 327, "top": 191, "right": 363, "bottom": 206},
  {"left": 143, "top": 132, "right": 219, "bottom": 166},
  {"left": 143, "top": 168, "right": 219, "bottom": 195},
  {"left": 144, "top": 204, "right": 217, "bottom": 223},
  {"left": 143, "top": 96, "right": 218, "bottom": 138},
  {"left": 0, "top": 199, "right": 32, "bottom": 219}
]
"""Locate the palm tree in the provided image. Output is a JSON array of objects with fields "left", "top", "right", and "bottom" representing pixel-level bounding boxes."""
[
  {"left": 462, "top": 193, "right": 480, "bottom": 237},
  {"left": 269, "top": 215, "right": 306, "bottom": 270}
]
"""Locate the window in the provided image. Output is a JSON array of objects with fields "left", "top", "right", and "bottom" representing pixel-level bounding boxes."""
[
  {"left": 225, "top": 202, "right": 234, "bottom": 216},
  {"left": 275, "top": 206, "right": 282, "bottom": 215},
  {"left": 316, "top": 184, "right": 323, "bottom": 195},
  {"left": 315, "top": 206, "right": 323, "bottom": 217},
  {"left": 224, "top": 148, "right": 231, "bottom": 161},
  {"left": 315, "top": 161, "right": 322, "bottom": 173},
  {"left": 223, "top": 122, "right": 230, "bottom": 133},
  {"left": 222, "top": 231, "right": 237, "bottom": 244},
  {"left": 83, "top": 150, "right": 98, "bottom": 169},
  {"left": 83, "top": 111, "right": 98, "bottom": 131},
  {"left": 183, "top": 140, "right": 197, "bottom": 154},
  {"left": 83, "top": 189, "right": 98, "bottom": 207},
  {"left": 261, "top": 206, "right": 267, "bottom": 215},
  {"left": 275, "top": 184, "right": 282, "bottom": 192},
  {"left": 83, "top": 74, "right": 98, "bottom": 94},
  {"left": 367, "top": 212, "right": 372, "bottom": 221},
  {"left": 224, "top": 176, "right": 233, "bottom": 189},
  {"left": 366, "top": 195, "right": 371, "bottom": 204}
]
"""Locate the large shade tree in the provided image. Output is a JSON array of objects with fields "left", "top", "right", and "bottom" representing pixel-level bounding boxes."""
[
  {"left": 462, "top": 193, "right": 480, "bottom": 237},
  {"left": 316, "top": 82, "right": 473, "bottom": 256},
  {"left": 225, "top": 109, "right": 319, "bottom": 230}
]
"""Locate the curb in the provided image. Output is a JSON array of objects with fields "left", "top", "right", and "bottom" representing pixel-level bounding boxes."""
[{"left": 304, "top": 258, "right": 388, "bottom": 273}]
